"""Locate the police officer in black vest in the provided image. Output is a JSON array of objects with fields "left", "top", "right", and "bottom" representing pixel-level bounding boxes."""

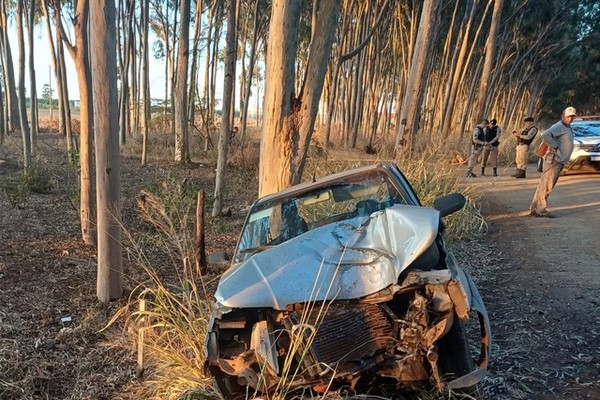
[
  {"left": 482, "top": 119, "right": 501, "bottom": 176},
  {"left": 466, "top": 119, "right": 489, "bottom": 177}
]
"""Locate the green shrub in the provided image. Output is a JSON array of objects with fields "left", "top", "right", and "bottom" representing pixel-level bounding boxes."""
[{"left": 22, "top": 167, "right": 55, "bottom": 194}]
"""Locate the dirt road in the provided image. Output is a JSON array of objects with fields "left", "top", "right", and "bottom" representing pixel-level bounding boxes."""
[{"left": 466, "top": 164, "right": 600, "bottom": 399}]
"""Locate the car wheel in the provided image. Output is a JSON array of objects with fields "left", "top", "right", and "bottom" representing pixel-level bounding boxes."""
[
  {"left": 537, "top": 157, "right": 543, "bottom": 172},
  {"left": 437, "top": 316, "right": 481, "bottom": 398}
]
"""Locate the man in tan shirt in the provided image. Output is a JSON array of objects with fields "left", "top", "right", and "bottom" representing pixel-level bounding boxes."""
[{"left": 511, "top": 116, "right": 538, "bottom": 178}]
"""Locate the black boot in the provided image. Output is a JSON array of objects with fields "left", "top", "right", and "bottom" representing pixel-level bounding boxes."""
[
  {"left": 481, "top": 167, "right": 485, "bottom": 176},
  {"left": 493, "top": 168, "right": 498, "bottom": 177},
  {"left": 512, "top": 169, "right": 526, "bottom": 178}
]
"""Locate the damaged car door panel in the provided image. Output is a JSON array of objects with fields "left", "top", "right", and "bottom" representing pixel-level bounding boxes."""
[{"left": 205, "top": 163, "right": 491, "bottom": 397}]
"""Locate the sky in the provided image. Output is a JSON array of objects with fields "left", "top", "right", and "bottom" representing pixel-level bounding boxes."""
[{"left": 7, "top": 23, "right": 222, "bottom": 103}]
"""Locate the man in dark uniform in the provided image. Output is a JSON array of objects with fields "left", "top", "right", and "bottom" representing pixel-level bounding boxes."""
[
  {"left": 482, "top": 118, "right": 501, "bottom": 176},
  {"left": 466, "top": 119, "right": 489, "bottom": 177}
]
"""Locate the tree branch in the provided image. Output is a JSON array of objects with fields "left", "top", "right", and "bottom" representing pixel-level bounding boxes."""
[{"left": 337, "top": 0, "right": 389, "bottom": 66}]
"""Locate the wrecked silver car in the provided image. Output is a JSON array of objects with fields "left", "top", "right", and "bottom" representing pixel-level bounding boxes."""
[{"left": 205, "top": 163, "right": 490, "bottom": 398}]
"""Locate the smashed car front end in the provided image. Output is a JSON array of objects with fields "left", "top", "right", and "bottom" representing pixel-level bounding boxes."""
[{"left": 205, "top": 204, "right": 490, "bottom": 397}]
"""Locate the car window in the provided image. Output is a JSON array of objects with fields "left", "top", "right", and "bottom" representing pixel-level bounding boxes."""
[{"left": 234, "top": 172, "right": 408, "bottom": 262}]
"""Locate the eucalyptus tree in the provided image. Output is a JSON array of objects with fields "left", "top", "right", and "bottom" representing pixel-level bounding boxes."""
[
  {"left": 90, "top": 0, "right": 123, "bottom": 302},
  {"left": 173, "top": 0, "right": 190, "bottom": 163},
  {"left": 42, "top": 0, "right": 73, "bottom": 155},
  {"left": 187, "top": 0, "right": 204, "bottom": 142},
  {"left": 141, "top": 0, "right": 150, "bottom": 164},
  {"left": 117, "top": 0, "right": 136, "bottom": 146},
  {"left": 394, "top": 0, "right": 441, "bottom": 157},
  {"left": 212, "top": 0, "right": 236, "bottom": 216},
  {"left": 201, "top": 0, "right": 222, "bottom": 151},
  {"left": 240, "top": 0, "right": 267, "bottom": 142},
  {"left": 475, "top": 0, "right": 504, "bottom": 121},
  {"left": 322, "top": 0, "right": 390, "bottom": 150},
  {"left": 26, "top": 0, "right": 39, "bottom": 152},
  {"left": 16, "top": 0, "right": 32, "bottom": 170},
  {"left": 0, "top": 1, "right": 20, "bottom": 132},
  {"left": 259, "top": 0, "right": 341, "bottom": 197},
  {"left": 150, "top": 0, "right": 183, "bottom": 136},
  {"left": 0, "top": 81, "right": 4, "bottom": 145},
  {"left": 52, "top": 0, "right": 96, "bottom": 245}
]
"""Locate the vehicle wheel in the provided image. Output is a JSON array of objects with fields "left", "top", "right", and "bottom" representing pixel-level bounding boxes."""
[
  {"left": 537, "top": 157, "right": 543, "bottom": 172},
  {"left": 437, "top": 316, "right": 481, "bottom": 398},
  {"left": 210, "top": 367, "right": 247, "bottom": 400}
]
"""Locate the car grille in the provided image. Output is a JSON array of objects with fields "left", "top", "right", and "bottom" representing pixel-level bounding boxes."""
[{"left": 290, "top": 302, "right": 393, "bottom": 373}]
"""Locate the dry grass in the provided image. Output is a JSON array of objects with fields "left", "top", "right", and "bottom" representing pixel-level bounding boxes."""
[
  {"left": 0, "top": 126, "right": 489, "bottom": 400},
  {"left": 102, "top": 136, "right": 489, "bottom": 399}
]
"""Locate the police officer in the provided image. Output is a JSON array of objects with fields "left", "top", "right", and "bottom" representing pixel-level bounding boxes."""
[
  {"left": 466, "top": 119, "right": 489, "bottom": 177},
  {"left": 511, "top": 116, "right": 538, "bottom": 178},
  {"left": 482, "top": 118, "right": 501, "bottom": 176}
]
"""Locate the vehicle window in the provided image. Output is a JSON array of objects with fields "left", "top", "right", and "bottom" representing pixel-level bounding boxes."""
[
  {"left": 235, "top": 172, "right": 407, "bottom": 262},
  {"left": 571, "top": 122, "right": 600, "bottom": 137}
]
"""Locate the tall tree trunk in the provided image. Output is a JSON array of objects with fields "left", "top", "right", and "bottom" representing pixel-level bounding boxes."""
[
  {"left": 43, "top": 0, "right": 72, "bottom": 145},
  {"left": 141, "top": 0, "right": 150, "bottom": 165},
  {"left": 174, "top": 0, "right": 190, "bottom": 163},
  {"left": 0, "top": 63, "right": 5, "bottom": 145},
  {"left": 240, "top": 0, "right": 260, "bottom": 142},
  {"left": 258, "top": 0, "right": 301, "bottom": 197},
  {"left": 394, "top": 0, "right": 441, "bottom": 157},
  {"left": 57, "top": 38, "right": 73, "bottom": 154},
  {"left": 27, "top": 0, "right": 38, "bottom": 153},
  {"left": 187, "top": 0, "right": 203, "bottom": 141},
  {"left": 202, "top": 1, "right": 217, "bottom": 151},
  {"left": 16, "top": 0, "right": 31, "bottom": 170},
  {"left": 118, "top": 0, "right": 134, "bottom": 146},
  {"left": 212, "top": 0, "right": 237, "bottom": 216},
  {"left": 293, "top": 0, "right": 340, "bottom": 182},
  {"left": 90, "top": 0, "right": 123, "bottom": 302},
  {"left": 129, "top": 15, "right": 138, "bottom": 139},
  {"left": 475, "top": 0, "right": 503, "bottom": 120},
  {"left": 259, "top": 0, "right": 340, "bottom": 196},
  {"left": 42, "top": 0, "right": 64, "bottom": 136},
  {"left": 0, "top": 1, "right": 21, "bottom": 132},
  {"left": 54, "top": 0, "right": 96, "bottom": 245}
]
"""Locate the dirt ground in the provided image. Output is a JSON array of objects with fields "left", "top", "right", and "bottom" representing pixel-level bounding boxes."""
[
  {"left": 1, "top": 132, "right": 599, "bottom": 399},
  {"left": 462, "top": 165, "right": 600, "bottom": 399}
]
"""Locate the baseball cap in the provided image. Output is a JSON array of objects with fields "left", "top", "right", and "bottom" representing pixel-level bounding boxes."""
[
  {"left": 524, "top": 116, "right": 534, "bottom": 122},
  {"left": 563, "top": 107, "right": 577, "bottom": 117}
]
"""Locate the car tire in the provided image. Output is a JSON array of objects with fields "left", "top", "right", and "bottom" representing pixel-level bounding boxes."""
[{"left": 437, "top": 316, "right": 482, "bottom": 398}]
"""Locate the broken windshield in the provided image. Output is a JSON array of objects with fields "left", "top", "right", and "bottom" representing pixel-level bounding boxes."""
[{"left": 234, "top": 172, "right": 407, "bottom": 262}]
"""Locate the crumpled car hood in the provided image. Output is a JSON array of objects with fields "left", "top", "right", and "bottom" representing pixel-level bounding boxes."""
[{"left": 215, "top": 204, "right": 439, "bottom": 310}]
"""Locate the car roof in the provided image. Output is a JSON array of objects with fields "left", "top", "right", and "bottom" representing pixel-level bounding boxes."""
[{"left": 255, "top": 163, "right": 397, "bottom": 206}]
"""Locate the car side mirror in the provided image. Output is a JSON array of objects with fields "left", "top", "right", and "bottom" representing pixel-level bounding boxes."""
[{"left": 433, "top": 193, "right": 466, "bottom": 218}]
